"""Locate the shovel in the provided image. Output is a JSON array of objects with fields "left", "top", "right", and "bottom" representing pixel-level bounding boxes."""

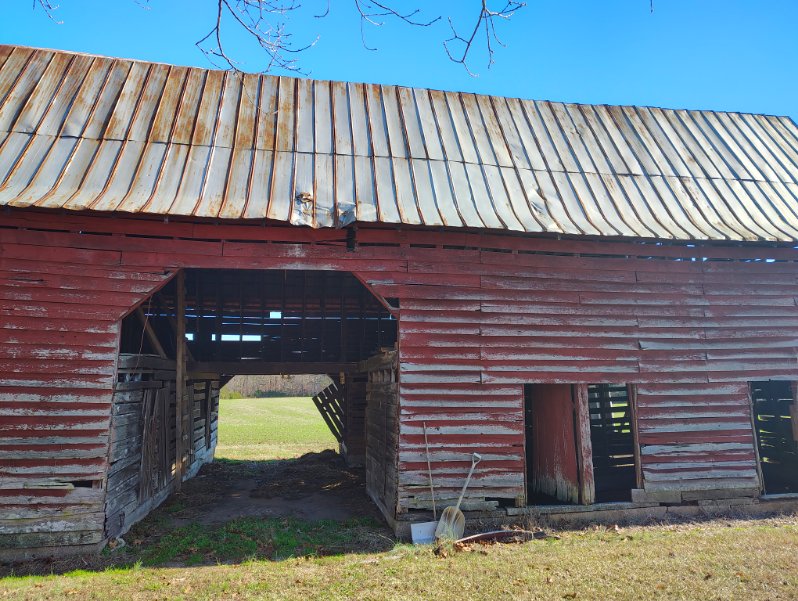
[{"left": 435, "top": 452, "right": 482, "bottom": 541}]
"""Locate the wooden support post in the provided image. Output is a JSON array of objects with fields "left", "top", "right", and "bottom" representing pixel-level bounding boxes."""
[
  {"left": 175, "top": 270, "right": 186, "bottom": 491},
  {"left": 135, "top": 307, "right": 167, "bottom": 359},
  {"left": 628, "top": 384, "right": 644, "bottom": 489},
  {"left": 790, "top": 382, "right": 798, "bottom": 443},
  {"left": 573, "top": 384, "right": 595, "bottom": 505}
]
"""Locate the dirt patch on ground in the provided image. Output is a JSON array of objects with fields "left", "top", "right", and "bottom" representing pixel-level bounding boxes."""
[
  {"left": 252, "top": 449, "right": 362, "bottom": 499},
  {"left": 169, "top": 450, "right": 380, "bottom": 525}
]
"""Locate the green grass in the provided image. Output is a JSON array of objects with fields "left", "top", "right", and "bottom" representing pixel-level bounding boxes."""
[
  {"left": 215, "top": 396, "right": 337, "bottom": 460},
  {"left": 4, "top": 398, "right": 798, "bottom": 599},
  {"left": 3, "top": 517, "right": 798, "bottom": 600},
  {"left": 136, "top": 516, "right": 383, "bottom": 566}
]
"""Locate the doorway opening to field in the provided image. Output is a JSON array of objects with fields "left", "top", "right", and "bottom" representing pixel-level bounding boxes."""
[
  {"left": 216, "top": 374, "right": 337, "bottom": 462},
  {"left": 120, "top": 267, "right": 397, "bottom": 527},
  {"left": 750, "top": 380, "right": 798, "bottom": 495}
]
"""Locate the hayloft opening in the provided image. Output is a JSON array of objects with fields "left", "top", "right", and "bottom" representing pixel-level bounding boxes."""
[
  {"left": 751, "top": 381, "right": 798, "bottom": 494},
  {"left": 121, "top": 269, "right": 396, "bottom": 368}
]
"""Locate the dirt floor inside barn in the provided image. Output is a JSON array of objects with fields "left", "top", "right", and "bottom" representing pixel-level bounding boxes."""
[{"left": 169, "top": 450, "right": 381, "bottom": 526}]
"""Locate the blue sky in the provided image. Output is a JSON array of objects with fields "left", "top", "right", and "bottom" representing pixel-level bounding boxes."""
[{"left": 3, "top": 1, "right": 797, "bottom": 119}]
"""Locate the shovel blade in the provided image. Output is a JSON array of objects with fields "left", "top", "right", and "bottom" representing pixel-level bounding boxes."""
[{"left": 435, "top": 506, "right": 465, "bottom": 541}]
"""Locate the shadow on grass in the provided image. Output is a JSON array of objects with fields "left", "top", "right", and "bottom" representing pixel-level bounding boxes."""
[
  {"left": 1, "top": 452, "right": 395, "bottom": 578},
  {"left": 132, "top": 515, "right": 391, "bottom": 567}
]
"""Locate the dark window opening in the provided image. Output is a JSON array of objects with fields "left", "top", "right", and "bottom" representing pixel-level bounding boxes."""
[
  {"left": 588, "top": 384, "right": 636, "bottom": 502},
  {"left": 751, "top": 380, "right": 798, "bottom": 494},
  {"left": 69, "top": 479, "right": 101, "bottom": 489}
]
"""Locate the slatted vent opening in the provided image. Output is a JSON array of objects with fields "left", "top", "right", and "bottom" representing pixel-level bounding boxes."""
[
  {"left": 588, "top": 384, "right": 636, "bottom": 502},
  {"left": 751, "top": 381, "right": 798, "bottom": 494},
  {"left": 312, "top": 381, "right": 345, "bottom": 443}
]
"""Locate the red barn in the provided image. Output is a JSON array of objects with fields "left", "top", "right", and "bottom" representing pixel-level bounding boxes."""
[{"left": 2, "top": 45, "right": 798, "bottom": 559}]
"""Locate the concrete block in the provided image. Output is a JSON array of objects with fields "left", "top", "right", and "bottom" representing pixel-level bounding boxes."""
[
  {"left": 642, "top": 489, "right": 681, "bottom": 504},
  {"left": 698, "top": 497, "right": 758, "bottom": 508}
]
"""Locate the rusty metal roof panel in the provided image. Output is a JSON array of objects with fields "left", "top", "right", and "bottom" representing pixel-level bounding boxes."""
[{"left": 2, "top": 44, "right": 798, "bottom": 241}]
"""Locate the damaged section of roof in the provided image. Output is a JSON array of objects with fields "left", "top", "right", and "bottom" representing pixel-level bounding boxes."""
[{"left": 1, "top": 44, "right": 798, "bottom": 241}]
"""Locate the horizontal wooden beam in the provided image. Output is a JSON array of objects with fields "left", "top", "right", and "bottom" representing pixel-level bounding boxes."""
[{"left": 187, "top": 361, "right": 359, "bottom": 376}]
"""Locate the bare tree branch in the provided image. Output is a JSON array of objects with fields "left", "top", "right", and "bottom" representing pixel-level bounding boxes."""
[
  {"left": 351, "top": 0, "right": 440, "bottom": 56},
  {"left": 33, "top": 0, "right": 63, "bottom": 23},
  {"left": 196, "top": 0, "right": 318, "bottom": 73},
  {"left": 444, "top": 1, "right": 526, "bottom": 76},
  {"left": 33, "top": 0, "right": 531, "bottom": 75},
  {"left": 352, "top": 0, "right": 439, "bottom": 28}
]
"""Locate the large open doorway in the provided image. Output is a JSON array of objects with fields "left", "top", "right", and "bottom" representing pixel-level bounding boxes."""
[{"left": 108, "top": 268, "right": 398, "bottom": 554}]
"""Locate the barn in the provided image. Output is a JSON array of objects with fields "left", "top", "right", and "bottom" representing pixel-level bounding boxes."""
[{"left": 2, "top": 44, "right": 798, "bottom": 559}]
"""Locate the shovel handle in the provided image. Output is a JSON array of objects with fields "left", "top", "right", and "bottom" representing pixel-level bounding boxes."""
[
  {"left": 423, "top": 421, "right": 436, "bottom": 520},
  {"left": 454, "top": 453, "right": 482, "bottom": 512}
]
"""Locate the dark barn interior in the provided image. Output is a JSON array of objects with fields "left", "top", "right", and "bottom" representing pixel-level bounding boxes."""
[
  {"left": 588, "top": 384, "right": 637, "bottom": 503},
  {"left": 121, "top": 269, "right": 397, "bottom": 370},
  {"left": 751, "top": 381, "right": 798, "bottom": 494}
]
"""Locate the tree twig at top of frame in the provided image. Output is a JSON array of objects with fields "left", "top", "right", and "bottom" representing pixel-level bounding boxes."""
[
  {"left": 33, "top": 0, "right": 528, "bottom": 75},
  {"left": 444, "top": 0, "right": 526, "bottom": 77},
  {"left": 196, "top": 0, "right": 318, "bottom": 73},
  {"left": 351, "top": 0, "right": 440, "bottom": 53},
  {"left": 33, "top": 0, "right": 63, "bottom": 23}
]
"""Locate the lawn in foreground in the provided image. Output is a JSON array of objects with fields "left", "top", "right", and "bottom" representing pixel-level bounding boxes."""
[
  {"left": 2, "top": 516, "right": 797, "bottom": 600},
  {"left": 4, "top": 397, "right": 797, "bottom": 600},
  {"left": 214, "top": 396, "right": 337, "bottom": 460}
]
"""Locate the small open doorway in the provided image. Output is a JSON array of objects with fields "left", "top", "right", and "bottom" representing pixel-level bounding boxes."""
[
  {"left": 524, "top": 382, "right": 639, "bottom": 506},
  {"left": 587, "top": 384, "right": 637, "bottom": 502},
  {"left": 750, "top": 380, "right": 798, "bottom": 494}
]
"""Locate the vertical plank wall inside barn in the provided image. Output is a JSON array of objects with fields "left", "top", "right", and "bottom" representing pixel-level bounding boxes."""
[{"left": 105, "top": 354, "right": 220, "bottom": 541}]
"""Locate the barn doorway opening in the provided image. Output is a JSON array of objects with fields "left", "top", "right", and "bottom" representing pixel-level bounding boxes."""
[
  {"left": 750, "top": 381, "right": 798, "bottom": 494},
  {"left": 524, "top": 383, "right": 638, "bottom": 506},
  {"left": 215, "top": 374, "right": 337, "bottom": 461},
  {"left": 111, "top": 268, "right": 396, "bottom": 537}
]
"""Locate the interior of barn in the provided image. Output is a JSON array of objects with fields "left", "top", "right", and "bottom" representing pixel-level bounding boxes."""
[{"left": 110, "top": 268, "right": 398, "bottom": 539}]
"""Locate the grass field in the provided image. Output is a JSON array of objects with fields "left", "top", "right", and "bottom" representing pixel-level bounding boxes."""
[
  {"left": 214, "top": 396, "right": 337, "bottom": 460},
  {"left": 2, "top": 398, "right": 798, "bottom": 600},
  {"left": 2, "top": 517, "right": 798, "bottom": 600}
]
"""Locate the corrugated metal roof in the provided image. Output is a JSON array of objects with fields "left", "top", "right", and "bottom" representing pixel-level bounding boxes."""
[{"left": 2, "top": 44, "right": 798, "bottom": 241}]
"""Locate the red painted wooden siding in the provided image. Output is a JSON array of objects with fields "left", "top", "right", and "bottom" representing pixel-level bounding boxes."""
[
  {"left": 361, "top": 230, "right": 784, "bottom": 508},
  {"left": 3, "top": 209, "right": 794, "bottom": 538},
  {"left": 0, "top": 222, "right": 175, "bottom": 553}
]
